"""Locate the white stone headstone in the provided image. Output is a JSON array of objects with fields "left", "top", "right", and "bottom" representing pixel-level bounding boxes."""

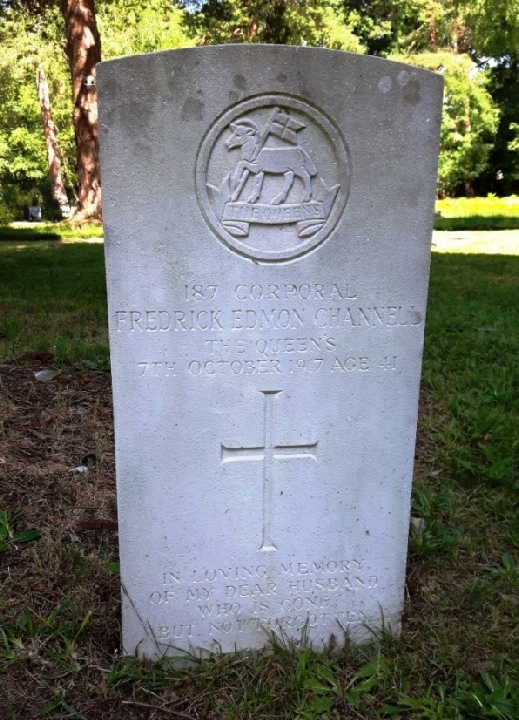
[{"left": 98, "top": 46, "right": 443, "bottom": 659}]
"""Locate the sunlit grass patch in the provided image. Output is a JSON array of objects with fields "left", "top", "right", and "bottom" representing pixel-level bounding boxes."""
[
  {"left": 437, "top": 196, "right": 519, "bottom": 218},
  {"left": 435, "top": 196, "right": 519, "bottom": 230},
  {"left": 432, "top": 230, "right": 519, "bottom": 255}
]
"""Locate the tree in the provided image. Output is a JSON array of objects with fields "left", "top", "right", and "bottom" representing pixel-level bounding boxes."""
[
  {"left": 59, "top": 0, "right": 101, "bottom": 220},
  {"left": 179, "top": 0, "right": 364, "bottom": 51},
  {"left": 464, "top": 0, "right": 519, "bottom": 193},
  {"left": 341, "top": 0, "right": 467, "bottom": 56},
  {"left": 0, "top": 3, "right": 75, "bottom": 220},
  {"left": 97, "top": 0, "right": 192, "bottom": 59},
  {"left": 355, "top": 0, "right": 517, "bottom": 195},
  {"left": 1, "top": 0, "right": 515, "bottom": 208},
  {"left": 1, "top": 0, "right": 103, "bottom": 219},
  {"left": 36, "top": 62, "right": 71, "bottom": 216},
  {"left": 0, "top": 0, "right": 193, "bottom": 221},
  {"left": 396, "top": 52, "right": 499, "bottom": 194},
  {"left": 464, "top": 0, "right": 519, "bottom": 59}
]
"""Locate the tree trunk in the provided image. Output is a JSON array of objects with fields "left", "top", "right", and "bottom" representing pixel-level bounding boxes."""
[
  {"left": 429, "top": 15, "right": 437, "bottom": 49},
  {"left": 59, "top": 0, "right": 102, "bottom": 220},
  {"left": 36, "top": 64, "right": 71, "bottom": 219},
  {"left": 464, "top": 179, "right": 475, "bottom": 197},
  {"left": 453, "top": 17, "right": 467, "bottom": 55},
  {"left": 463, "top": 96, "right": 474, "bottom": 197}
]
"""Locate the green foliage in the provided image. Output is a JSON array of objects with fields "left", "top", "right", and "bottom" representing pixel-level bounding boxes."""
[
  {"left": 510, "top": 124, "right": 519, "bottom": 153},
  {"left": 101, "top": 633, "right": 519, "bottom": 717},
  {"left": 452, "top": 672, "right": 519, "bottom": 720},
  {"left": 392, "top": 52, "right": 500, "bottom": 193},
  {"left": 1, "top": 0, "right": 518, "bottom": 203},
  {"left": 437, "top": 196, "right": 519, "bottom": 219},
  {"left": 0, "top": 221, "right": 104, "bottom": 241},
  {"left": 465, "top": 0, "right": 519, "bottom": 59},
  {"left": 0, "top": 195, "right": 16, "bottom": 224},
  {"left": 275, "top": 639, "right": 341, "bottom": 718},
  {"left": 453, "top": 382, "right": 517, "bottom": 486},
  {"left": 434, "top": 197, "right": 519, "bottom": 230},
  {"left": 345, "top": 0, "right": 519, "bottom": 61},
  {"left": 98, "top": 0, "right": 194, "bottom": 60},
  {"left": 346, "top": 0, "right": 460, "bottom": 56},
  {"left": 179, "top": 0, "right": 364, "bottom": 51},
  {"left": 0, "top": 598, "right": 91, "bottom": 673},
  {"left": 0, "top": 0, "right": 193, "bottom": 220},
  {"left": 488, "top": 553, "right": 519, "bottom": 583},
  {"left": 479, "top": 62, "right": 519, "bottom": 195},
  {"left": 391, "top": 688, "right": 460, "bottom": 719},
  {"left": 0, "top": 508, "right": 40, "bottom": 553},
  {"left": 0, "top": 5, "right": 75, "bottom": 219},
  {"left": 409, "top": 486, "right": 462, "bottom": 560}
]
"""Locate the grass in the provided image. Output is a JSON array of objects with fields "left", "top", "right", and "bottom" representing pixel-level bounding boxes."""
[
  {"left": 0, "top": 238, "right": 518, "bottom": 718},
  {"left": 435, "top": 196, "right": 519, "bottom": 230},
  {"left": 432, "top": 230, "right": 519, "bottom": 256},
  {"left": 0, "top": 241, "right": 109, "bottom": 368},
  {"left": 0, "top": 222, "right": 104, "bottom": 242}
]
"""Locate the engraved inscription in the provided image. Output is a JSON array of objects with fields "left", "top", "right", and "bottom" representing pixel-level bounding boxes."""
[
  {"left": 157, "top": 624, "right": 194, "bottom": 640},
  {"left": 196, "top": 95, "right": 351, "bottom": 262},
  {"left": 222, "top": 391, "right": 317, "bottom": 552},
  {"left": 149, "top": 558, "right": 378, "bottom": 645},
  {"left": 185, "top": 284, "right": 218, "bottom": 301},
  {"left": 114, "top": 305, "right": 422, "bottom": 333},
  {"left": 136, "top": 356, "right": 398, "bottom": 377},
  {"left": 116, "top": 276, "right": 422, "bottom": 380},
  {"left": 189, "top": 358, "right": 283, "bottom": 376},
  {"left": 154, "top": 612, "right": 369, "bottom": 644},
  {"left": 183, "top": 282, "right": 359, "bottom": 303},
  {"left": 233, "top": 283, "right": 357, "bottom": 301},
  {"left": 137, "top": 361, "right": 176, "bottom": 377},
  {"left": 205, "top": 611, "right": 367, "bottom": 636}
]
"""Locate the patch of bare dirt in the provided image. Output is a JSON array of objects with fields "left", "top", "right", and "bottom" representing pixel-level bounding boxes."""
[{"left": 0, "top": 363, "right": 130, "bottom": 719}]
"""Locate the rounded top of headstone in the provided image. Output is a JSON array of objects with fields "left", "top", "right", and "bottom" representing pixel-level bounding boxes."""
[{"left": 196, "top": 94, "right": 351, "bottom": 262}]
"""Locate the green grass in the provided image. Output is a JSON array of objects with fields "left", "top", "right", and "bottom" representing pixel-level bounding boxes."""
[
  {"left": 0, "top": 222, "right": 104, "bottom": 242},
  {"left": 423, "top": 253, "right": 518, "bottom": 490},
  {"left": 0, "top": 241, "right": 109, "bottom": 368},
  {"left": 432, "top": 231, "right": 519, "bottom": 255},
  {"left": 0, "top": 241, "right": 518, "bottom": 718},
  {"left": 435, "top": 197, "right": 519, "bottom": 230}
]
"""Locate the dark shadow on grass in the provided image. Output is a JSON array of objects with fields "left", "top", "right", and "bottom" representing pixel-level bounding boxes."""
[
  {"left": 0, "top": 223, "right": 104, "bottom": 242},
  {"left": 434, "top": 216, "right": 519, "bottom": 231},
  {"left": 0, "top": 226, "right": 62, "bottom": 242}
]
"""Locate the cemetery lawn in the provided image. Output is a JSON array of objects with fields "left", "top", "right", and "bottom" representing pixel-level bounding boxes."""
[
  {"left": 1, "top": 242, "right": 518, "bottom": 719},
  {"left": 0, "top": 222, "right": 104, "bottom": 243},
  {"left": 435, "top": 197, "right": 519, "bottom": 231}
]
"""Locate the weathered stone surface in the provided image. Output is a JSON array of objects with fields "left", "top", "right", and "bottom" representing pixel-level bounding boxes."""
[{"left": 98, "top": 46, "right": 443, "bottom": 659}]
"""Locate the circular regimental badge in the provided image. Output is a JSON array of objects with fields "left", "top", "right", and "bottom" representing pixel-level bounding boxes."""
[{"left": 196, "top": 95, "right": 351, "bottom": 262}]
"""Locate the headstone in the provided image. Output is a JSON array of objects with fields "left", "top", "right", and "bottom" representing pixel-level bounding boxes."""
[
  {"left": 97, "top": 46, "right": 443, "bottom": 659},
  {"left": 28, "top": 205, "right": 42, "bottom": 222}
]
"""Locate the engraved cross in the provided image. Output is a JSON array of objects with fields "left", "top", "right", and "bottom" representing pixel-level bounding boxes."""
[{"left": 221, "top": 390, "right": 318, "bottom": 552}]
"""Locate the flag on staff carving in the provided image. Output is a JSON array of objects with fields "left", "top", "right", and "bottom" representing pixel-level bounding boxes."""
[
  {"left": 249, "top": 107, "right": 307, "bottom": 162},
  {"left": 268, "top": 108, "right": 306, "bottom": 144}
]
